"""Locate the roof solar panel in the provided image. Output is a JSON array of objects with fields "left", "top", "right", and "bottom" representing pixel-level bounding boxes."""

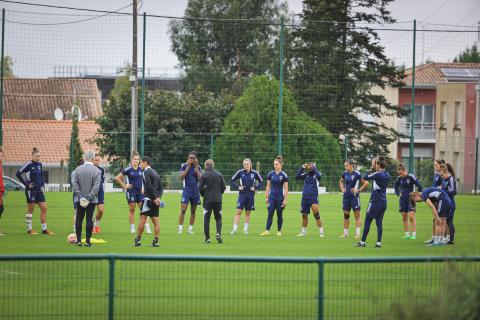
[{"left": 440, "top": 68, "right": 480, "bottom": 78}]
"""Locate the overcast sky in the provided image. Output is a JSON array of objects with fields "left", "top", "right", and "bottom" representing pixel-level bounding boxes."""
[{"left": 1, "top": 0, "right": 479, "bottom": 78}]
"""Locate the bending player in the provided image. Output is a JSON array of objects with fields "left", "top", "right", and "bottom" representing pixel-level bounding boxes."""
[{"left": 410, "top": 187, "right": 452, "bottom": 246}]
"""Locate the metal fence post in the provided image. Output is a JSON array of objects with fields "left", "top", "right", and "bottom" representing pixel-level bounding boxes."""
[
  {"left": 210, "top": 133, "right": 214, "bottom": 159},
  {"left": 140, "top": 12, "right": 146, "bottom": 157},
  {"left": 318, "top": 261, "right": 324, "bottom": 320},
  {"left": 409, "top": 19, "right": 417, "bottom": 174},
  {"left": 277, "top": 16, "right": 285, "bottom": 156},
  {"left": 108, "top": 256, "right": 115, "bottom": 320}
]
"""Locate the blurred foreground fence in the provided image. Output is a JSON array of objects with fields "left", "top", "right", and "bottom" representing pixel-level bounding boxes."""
[{"left": 0, "top": 255, "right": 479, "bottom": 320}]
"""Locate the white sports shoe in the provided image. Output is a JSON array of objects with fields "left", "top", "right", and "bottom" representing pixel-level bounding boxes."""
[
  {"left": 319, "top": 233, "right": 325, "bottom": 238},
  {"left": 230, "top": 230, "right": 237, "bottom": 235},
  {"left": 243, "top": 230, "right": 249, "bottom": 235},
  {"left": 187, "top": 230, "right": 194, "bottom": 235}
]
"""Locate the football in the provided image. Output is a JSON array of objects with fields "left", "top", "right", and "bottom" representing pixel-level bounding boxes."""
[{"left": 66, "top": 233, "right": 77, "bottom": 244}]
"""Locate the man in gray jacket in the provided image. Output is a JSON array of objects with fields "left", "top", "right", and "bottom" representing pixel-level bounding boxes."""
[
  {"left": 71, "top": 150, "right": 101, "bottom": 247},
  {"left": 199, "top": 159, "right": 226, "bottom": 244}
]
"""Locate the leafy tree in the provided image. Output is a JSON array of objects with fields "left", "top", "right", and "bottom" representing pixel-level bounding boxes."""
[
  {"left": 214, "top": 75, "right": 343, "bottom": 190},
  {"left": 288, "top": 0, "right": 406, "bottom": 165},
  {"left": 68, "top": 108, "right": 83, "bottom": 181},
  {"left": 94, "top": 76, "right": 235, "bottom": 175},
  {"left": 453, "top": 44, "right": 480, "bottom": 63},
  {"left": 415, "top": 158, "right": 434, "bottom": 188},
  {"left": 169, "top": 0, "right": 287, "bottom": 93}
]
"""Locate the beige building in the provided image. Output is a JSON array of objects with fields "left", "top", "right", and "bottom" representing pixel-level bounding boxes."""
[{"left": 374, "top": 63, "right": 480, "bottom": 192}]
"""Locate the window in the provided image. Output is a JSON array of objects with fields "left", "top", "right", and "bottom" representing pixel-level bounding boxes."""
[
  {"left": 454, "top": 102, "right": 462, "bottom": 129},
  {"left": 440, "top": 102, "right": 447, "bottom": 129},
  {"left": 42, "top": 171, "right": 49, "bottom": 184},
  {"left": 402, "top": 104, "right": 434, "bottom": 124}
]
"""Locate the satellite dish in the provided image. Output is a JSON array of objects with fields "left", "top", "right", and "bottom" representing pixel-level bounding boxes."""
[
  {"left": 71, "top": 106, "right": 82, "bottom": 121},
  {"left": 54, "top": 108, "right": 64, "bottom": 121}
]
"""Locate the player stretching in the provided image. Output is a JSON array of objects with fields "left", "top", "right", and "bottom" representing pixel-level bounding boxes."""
[
  {"left": 230, "top": 158, "right": 263, "bottom": 235},
  {"left": 295, "top": 162, "right": 324, "bottom": 237},
  {"left": 394, "top": 163, "right": 422, "bottom": 240},
  {"left": 178, "top": 151, "right": 202, "bottom": 234},
  {"left": 115, "top": 151, "right": 151, "bottom": 234},
  {"left": 339, "top": 159, "right": 368, "bottom": 238},
  {"left": 410, "top": 187, "right": 452, "bottom": 246},
  {"left": 355, "top": 157, "right": 390, "bottom": 248},
  {"left": 16, "top": 147, "right": 54, "bottom": 235}
]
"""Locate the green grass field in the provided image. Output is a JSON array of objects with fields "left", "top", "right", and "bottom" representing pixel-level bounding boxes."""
[
  {"left": 1, "top": 191, "right": 479, "bottom": 256},
  {"left": 1, "top": 192, "right": 479, "bottom": 319}
]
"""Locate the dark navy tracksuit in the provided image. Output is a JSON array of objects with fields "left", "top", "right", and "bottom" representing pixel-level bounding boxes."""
[
  {"left": 16, "top": 161, "right": 46, "bottom": 203},
  {"left": 122, "top": 165, "right": 144, "bottom": 204},
  {"left": 394, "top": 174, "right": 423, "bottom": 213},
  {"left": 296, "top": 166, "right": 322, "bottom": 214},
  {"left": 341, "top": 170, "right": 363, "bottom": 212},
  {"left": 230, "top": 169, "right": 263, "bottom": 211},
  {"left": 361, "top": 170, "right": 390, "bottom": 243},
  {"left": 266, "top": 170, "right": 288, "bottom": 231},
  {"left": 421, "top": 187, "right": 452, "bottom": 218},
  {"left": 441, "top": 176, "right": 457, "bottom": 242},
  {"left": 180, "top": 163, "right": 202, "bottom": 206}
]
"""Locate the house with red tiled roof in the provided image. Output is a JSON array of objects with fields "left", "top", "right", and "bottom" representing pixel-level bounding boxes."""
[
  {"left": 3, "top": 78, "right": 102, "bottom": 120},
  {"left": 2, "top": 78, "right": 108, "bottom": 186},
  {"left": 374, "top": 62, "right": 480, "bottom": 192},
  {"left": 2, "top": 119, "right": 109, "bottom": 187}
]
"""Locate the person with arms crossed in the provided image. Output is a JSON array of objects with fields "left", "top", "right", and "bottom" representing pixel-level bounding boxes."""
[
  {"left": 135, "top": 157, "right": 163, "bottom": 247},
  {"left": 71, "top": 150, "right": 101, "bottom": 247},
  {"left": 178, "top": 151, "right": 202, "bottom": 235},
  {"left": 115, "top": 151, "right": 151, "bottom": 234},
  {"left": 355, "top": 157, "right": 390, "bottom": 248},
  {"left": 295, "top": 162, "right": 324, "bottom": 237},
  {"left": 16, "top": 147, "right": 54, "bottom": 235},
  {"left": 394, "top": 163, "right": 422, "bottom": 240},
  {"left": 260, "top": 156, "right": 288, "bottom": 236},
  {"left": 199, "top": 159, "right": 226, "bottom": 244},
  {"left": 230, "top": 158, "right": 263, "bottom": 235},
  {"left": 339, "top": 159, "right": 368, "bottom": 238}
]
